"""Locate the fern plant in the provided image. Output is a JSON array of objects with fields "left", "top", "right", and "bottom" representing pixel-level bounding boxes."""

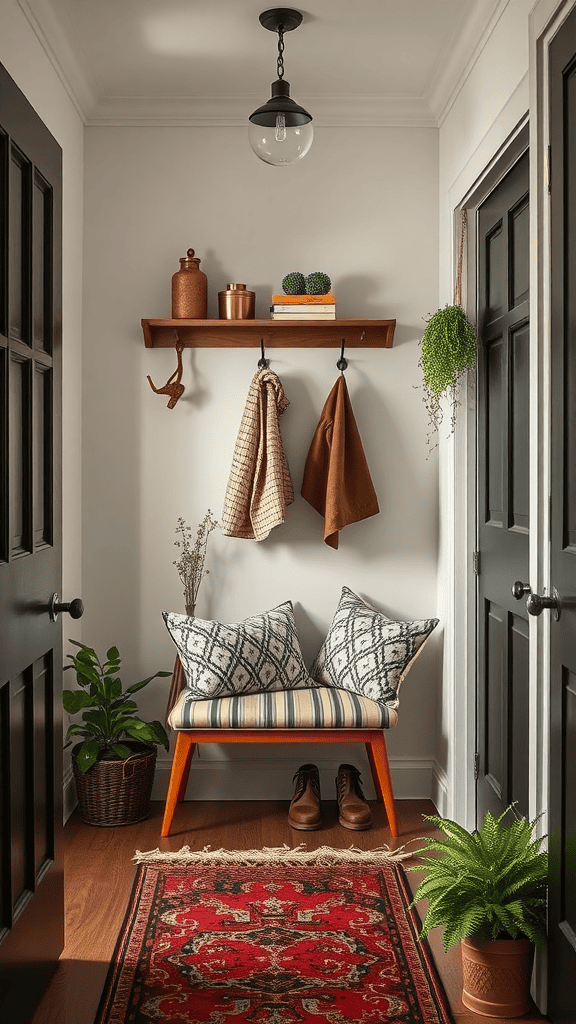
[{"left": 408, "top": 806, "right": 548, "bottom": 952}]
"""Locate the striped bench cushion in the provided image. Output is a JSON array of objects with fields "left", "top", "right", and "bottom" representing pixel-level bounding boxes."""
[{"left": 168, "top": 686, "right": 397, "bottom": 730}]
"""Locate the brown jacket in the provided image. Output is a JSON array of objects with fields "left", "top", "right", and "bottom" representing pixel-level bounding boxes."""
[{"left": 301, "top": 375, "right": 379, "bottom": 548}]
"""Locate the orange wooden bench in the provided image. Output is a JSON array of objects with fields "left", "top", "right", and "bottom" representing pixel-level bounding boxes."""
[{"left": 161, "top": 727, "right": 398, "bottom": 838}]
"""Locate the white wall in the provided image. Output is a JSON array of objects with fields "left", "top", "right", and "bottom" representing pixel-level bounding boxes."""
[
  {"left": 82, "top": 124, "right": 441, "bottom": 802},
  {"left": 437, "top": 0, "right": 531, "bottom": 822},
  {"left": 0, "top": 0, "right": 84, "bottom": 818}
]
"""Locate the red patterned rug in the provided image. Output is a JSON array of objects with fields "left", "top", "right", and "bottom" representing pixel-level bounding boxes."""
[{"left": 94, "top": 845, "right": 452, "bottom": 1024}]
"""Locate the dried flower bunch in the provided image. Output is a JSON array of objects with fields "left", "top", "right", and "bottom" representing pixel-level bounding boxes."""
[{"left": 173, "top": 510, "right": 219, "bottom": 615}]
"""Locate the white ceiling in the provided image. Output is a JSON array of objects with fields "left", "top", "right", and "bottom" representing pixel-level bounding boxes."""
[{"left": 19, "top": 0, "right": 505, "bottom": 125}]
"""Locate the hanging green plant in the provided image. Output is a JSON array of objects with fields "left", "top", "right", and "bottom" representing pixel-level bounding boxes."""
[
  {"left": 419, "top": 210, "right": 477, "bottom": 452},
  {"left": 419, "top": 303, "right": 477, "bottom": 445}
]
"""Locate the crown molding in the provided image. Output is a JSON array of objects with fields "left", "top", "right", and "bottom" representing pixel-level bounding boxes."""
[
  {"left": 20, "top": 0, "right": 499, "bottom": 131},
  {"left": 425, "top": 0, "right": 512, "bottom": 126},
  {"left": 86, "top": 93, "right": 436, "bottom": 128},
  {"left": 17, "top": 0, "right": 96, "bottom": 120}
]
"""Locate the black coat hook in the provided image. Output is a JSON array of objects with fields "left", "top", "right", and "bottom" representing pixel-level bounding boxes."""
[
  {"left": 258, "top": 339, "right": 269, "bottom": 369},
  {"left": 337, "top": 339, "right": 347, "bottom": 372}
]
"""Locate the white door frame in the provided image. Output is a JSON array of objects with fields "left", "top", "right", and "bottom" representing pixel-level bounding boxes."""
[{"left": 440, "top": 76, "right": 530, "bottom": 831}]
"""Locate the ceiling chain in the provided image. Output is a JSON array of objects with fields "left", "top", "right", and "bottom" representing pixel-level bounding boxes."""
[{"left": 277, "top": 26, "right": 285, "bottom": 79}]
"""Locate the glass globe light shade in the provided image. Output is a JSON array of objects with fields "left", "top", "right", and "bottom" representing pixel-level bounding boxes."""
[
  {"left": 249, "top": 79, "right": 313, "bottom": 166},
  {"left": 248, "top": 118, "right": 314, "bottom": 166}
]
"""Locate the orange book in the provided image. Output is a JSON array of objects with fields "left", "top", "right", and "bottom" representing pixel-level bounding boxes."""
[{"left": 272, "top": 293, "right": 336, "bottom": 304}]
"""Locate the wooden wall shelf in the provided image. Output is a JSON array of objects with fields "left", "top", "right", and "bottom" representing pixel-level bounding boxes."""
[{"left": 142, "top": 318, "right": 395, "bottom": 349}]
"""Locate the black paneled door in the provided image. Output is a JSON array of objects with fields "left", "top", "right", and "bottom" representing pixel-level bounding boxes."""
[
  {"left": 476, "top": 150, "right": 530, "bottom": 825},
  {"left": 548, "top": 8, "right": 576, "bottom": 1020},
  {"left": 0, "top": 63, "right": 64, "bottom": 1021}
]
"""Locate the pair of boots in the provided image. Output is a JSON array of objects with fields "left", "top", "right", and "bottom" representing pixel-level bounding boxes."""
[{"left": 288, "top": 763, "right": 371, "bottom": 831}]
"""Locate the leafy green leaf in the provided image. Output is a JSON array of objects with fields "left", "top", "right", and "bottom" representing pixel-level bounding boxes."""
[
  {"left": 148, "top": 719, "right": 169, "bottom": 751},
  {"left": 65, "top": 723, "right": 88, "bottom": 741},
  {"left": 125, "top": 671, "right": 171, "bottom": 694},
  {"left": 108, "top": 679, "right": 122, "bottom": 699},
  {"left": 72, "top": 663, "right": 100, "bottom": 686},
  {"left": 83, "top": 709, "right": 107, "bottom": 732},
  {"left": 69, "top": 640, "right": 97, "bottom": 656},
  {"left": 75, "top": 738, "right": 100, "bottom": 773},
  {"left": 123, "top": 721, "right": 156, "bottom": 743},
  {"left": 62, "top": 689, "right": 95, "bottom": 714},
  {"left": 109, "top": 698, "right": 137, "bottom": 713},
  {"left": 111, "top": 743, "right": 133, "bottom": 759}
]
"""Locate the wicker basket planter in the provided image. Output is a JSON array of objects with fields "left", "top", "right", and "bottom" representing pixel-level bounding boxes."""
[{"left": 72, "top": 740, "right": 157, "bottom": 827}]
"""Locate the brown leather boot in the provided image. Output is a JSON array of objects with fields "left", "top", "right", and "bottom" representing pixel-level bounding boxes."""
[
  {"left": 336, "top": 763, "right": 372, "bottom": 830},
  {"left": 288, "top": 763, "right": 322, "bottom": 830}
]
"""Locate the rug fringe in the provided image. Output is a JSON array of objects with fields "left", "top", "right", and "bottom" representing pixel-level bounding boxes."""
[{"left": 133, "top": 843, "right": 413, "bottom": 866}]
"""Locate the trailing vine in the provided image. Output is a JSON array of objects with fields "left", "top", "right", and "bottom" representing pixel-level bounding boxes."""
[
  {"left": 419, "top": 211, "right": 477, "bottom": 453},
  {"left": 419, "top": 304, "right": 477, "bottom": 449}
]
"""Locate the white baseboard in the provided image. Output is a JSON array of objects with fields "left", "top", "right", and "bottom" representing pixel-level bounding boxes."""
[
  {"left": 151, "top": 754, "right": 440, "bottom": 803},
  {"left": 63, "top": 755, "right": 447, "bottom": 820},
  {"left": 431, "top": 761, "right": 449, "bottom": 817},
  {"left": 63, "top": 765, "right": 77, "bottom": 822}
]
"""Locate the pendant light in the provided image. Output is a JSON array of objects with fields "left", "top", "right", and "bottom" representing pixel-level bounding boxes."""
[{"left": 249, "top": 8, "right": 313, "bottom": 166}]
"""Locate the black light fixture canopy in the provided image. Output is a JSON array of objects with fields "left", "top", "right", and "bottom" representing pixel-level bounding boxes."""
[
  {"left": 258, "top": 7, "right": 303, "bottom": 32},
  {"left": 248, "top": 7, "right": 313, "bottom": 165},
  {"left": 249, "top": 80, "right": 312, "bottom": 128}
]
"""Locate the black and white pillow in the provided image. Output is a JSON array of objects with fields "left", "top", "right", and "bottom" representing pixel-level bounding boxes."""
[
  {"left": 163, "top": 601, "right": 315, "bottom": 701},
  {"left": 311, "top": 587, "right": 439, "bottom": 707}
]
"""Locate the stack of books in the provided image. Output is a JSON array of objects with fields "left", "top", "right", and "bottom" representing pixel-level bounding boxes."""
[{"left": 270, "top": 294, "right": 336, "bottom": 319}]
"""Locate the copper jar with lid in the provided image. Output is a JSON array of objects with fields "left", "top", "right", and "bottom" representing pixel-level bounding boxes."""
[
  {"left": 218, "top": 283, "right": 255, "bottom": 320},
  {"left": 171, "top": 248, "right": 207, "bottom": 319}
]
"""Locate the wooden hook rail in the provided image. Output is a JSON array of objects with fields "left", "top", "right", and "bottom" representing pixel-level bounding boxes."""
[{"left": 142, "top": 318, "right": 395, "bottom": 350}]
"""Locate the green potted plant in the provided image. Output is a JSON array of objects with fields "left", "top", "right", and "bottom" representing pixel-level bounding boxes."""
[
  {"left": 419, "top": 210, "right": 477, "bottom": 453},
  {"left": 64, "top": 640, "right": 170, "bottom": 826},
  {"left": 419, "top": 303, "right": 477, "bottom": 451},
  {"left": 408, "top": 806, "right": 547, "bottom": 1018}
]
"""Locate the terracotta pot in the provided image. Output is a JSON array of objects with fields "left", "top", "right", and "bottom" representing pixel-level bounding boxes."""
[{"left": 461, "top": 937, "right": 534, "bottom": 1018}]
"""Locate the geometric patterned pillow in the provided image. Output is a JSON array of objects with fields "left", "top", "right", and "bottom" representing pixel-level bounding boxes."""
[
  {"left": 310, "top": 587, "right": 439, "bottom": 708},
  {"left": 162, "top": 602, "right": 316, "bottom": 702}
]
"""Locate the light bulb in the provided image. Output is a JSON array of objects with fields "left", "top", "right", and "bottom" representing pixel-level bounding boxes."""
[{"left": 275, "top": 113, "right": 287, "bottom": 142}]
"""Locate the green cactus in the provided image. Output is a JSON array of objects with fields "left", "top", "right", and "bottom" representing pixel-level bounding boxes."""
[
  {"left": 282, "top": 272, "right": 306, "bottom": 295},
  {"left": 305, "top": 272, "right": 331, "bottom": 295}
]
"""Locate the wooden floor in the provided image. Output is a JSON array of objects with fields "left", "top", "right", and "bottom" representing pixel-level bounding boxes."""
[{"left": 31, "top": 799, "right": 547, "bottom": 1024}]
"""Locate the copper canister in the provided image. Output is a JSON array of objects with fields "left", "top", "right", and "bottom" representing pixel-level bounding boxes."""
[
  {"left": 171, "top": 248, "right": 208, "bottom": 319},
  {"left": 218, "top": 283, "right": 255, "bottom": 319}
]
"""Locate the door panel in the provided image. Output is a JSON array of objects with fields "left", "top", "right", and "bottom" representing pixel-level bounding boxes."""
[
  {"left": 548, "top": 8, "right": 576, "bottom": 1018},
  {"left": 0, "top": 61, "right": 63, "bottom": 1023},
  {"left": 476, "top": 150, "right": 530, "bottom": 825}
]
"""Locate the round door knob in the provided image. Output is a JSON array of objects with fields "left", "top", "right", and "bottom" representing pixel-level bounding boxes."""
[
  {"left": 49, "top": 594, "right": 84, "bottom": 622},
  {"left": 526, "top": 588, "right": 561, "bottom": 620},
  {"left": 512, "top": 581, "right": 531, "bottom": 600}
]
